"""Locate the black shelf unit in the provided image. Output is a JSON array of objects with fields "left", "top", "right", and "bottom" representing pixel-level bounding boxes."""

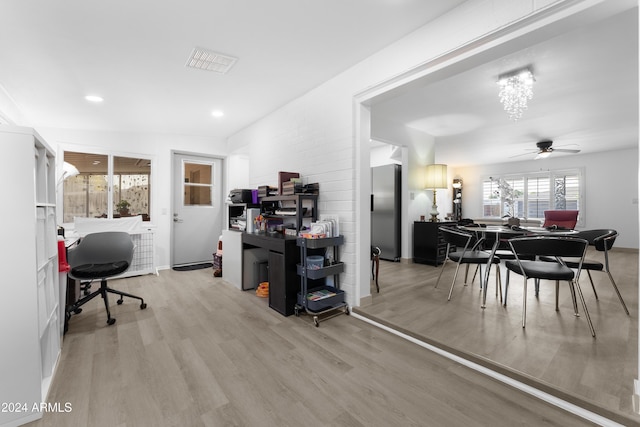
[
  {"left": 295, "top": 235, "right": 348, "bottom": 326},
  {"left": 260, "top": 194, "right": 318, "bottom": 233}
]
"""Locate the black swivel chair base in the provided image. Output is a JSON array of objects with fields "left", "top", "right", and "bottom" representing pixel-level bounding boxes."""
[{"left": 67, "top": 278, "right": 147, "bottom": 326}]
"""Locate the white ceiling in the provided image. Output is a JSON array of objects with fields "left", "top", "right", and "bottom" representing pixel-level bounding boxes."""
[
  {"left": 371, "top": 5, "right": 639, "bottom": 167},
  {"left": 0, "top": 0, "right": 467, "bottom": 140}
]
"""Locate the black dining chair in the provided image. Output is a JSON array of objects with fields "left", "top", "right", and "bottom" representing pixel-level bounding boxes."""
[
  {"left": 435, "top": 226, "right": 502, "bottom": 302},
  {"left": 540, "top": 229, "right": 628, "bottom": 315},
  {"left": 371, "top": 246, "right": 381, "bottom": 293},
  {"left": 469, "top": 226, "right": 534, "bottom": 285},
  {"left": 504, "top": 236, "right": 594, "bottom": 337}
]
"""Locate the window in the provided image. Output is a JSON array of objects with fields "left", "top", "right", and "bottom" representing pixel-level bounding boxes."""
[
  {"left": 62, "top": 151, "right": 151, "bottom": 223},
  {"left": 183, "top": 162, "right": 213, "bottom": 206},
  {"left": 482, "top": 169, "right": 582, "bottom": 222}
]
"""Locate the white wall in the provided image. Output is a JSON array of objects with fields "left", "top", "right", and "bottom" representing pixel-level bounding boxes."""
[
  {"left": 37, "top": 127, "right": 227, "bottom": 269},
  {"left": 226, "top": 0, "right": 589, "bottom": 306},
  {"left": 449, "top": 148, "right": 639, "bottom": 249}
]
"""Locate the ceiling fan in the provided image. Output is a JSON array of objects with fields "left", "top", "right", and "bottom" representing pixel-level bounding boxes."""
[{"left": 512, "top": 140, "right": 581, "bottom": 159}]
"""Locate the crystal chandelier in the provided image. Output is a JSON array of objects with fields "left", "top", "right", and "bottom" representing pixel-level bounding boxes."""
[{"left": 497, "top": 68, "right": 534, "bottom": 121}]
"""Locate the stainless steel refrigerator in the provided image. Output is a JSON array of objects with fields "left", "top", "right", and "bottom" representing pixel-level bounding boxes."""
[{"left": 371, "top": 164, "right": 401, "bottom": 261}]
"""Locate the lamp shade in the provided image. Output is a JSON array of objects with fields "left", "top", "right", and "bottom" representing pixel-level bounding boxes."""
[{"left": 424, "top": 164, "right": 448, "bottom": 189}]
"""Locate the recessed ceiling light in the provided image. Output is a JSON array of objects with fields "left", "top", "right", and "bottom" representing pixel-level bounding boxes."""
[
  {"left": 211, "top": 110, "right": 224, "bottom": 118},
  {"left": 85, "top": 95, "right": 104, "bottom": 103}
]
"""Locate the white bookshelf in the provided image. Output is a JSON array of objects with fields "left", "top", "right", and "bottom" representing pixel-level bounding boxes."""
[{"left": 1, "top": 126, "right": 60, "bottom": 426}]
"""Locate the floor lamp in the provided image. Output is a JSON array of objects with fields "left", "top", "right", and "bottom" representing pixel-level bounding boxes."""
[{"left": 425, "top": 164, "right": 448, "bottom": 222}]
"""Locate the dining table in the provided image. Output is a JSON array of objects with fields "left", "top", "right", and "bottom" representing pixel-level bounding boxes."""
[{"left": 457, "top": 224, "right": 578, "bottom": 308}]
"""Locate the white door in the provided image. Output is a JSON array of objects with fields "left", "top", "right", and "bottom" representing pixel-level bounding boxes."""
[{"left": 172, "top": 153, "right": 223, "bottom": 267}]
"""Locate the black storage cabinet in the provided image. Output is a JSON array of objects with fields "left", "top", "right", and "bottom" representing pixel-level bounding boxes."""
[{"left": 413, "top": 221, "right": 457, "bottom": 266}]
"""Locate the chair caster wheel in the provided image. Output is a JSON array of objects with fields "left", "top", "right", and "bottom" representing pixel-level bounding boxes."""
[
  {"left": 140, "top": 303, "right": 147, "bottom": 309},
  {"left": 107, "top": 318, "right": 116, "bottom": 325},
  {"left": 117, "top": 299, "right": 124, "bottom": 305}
]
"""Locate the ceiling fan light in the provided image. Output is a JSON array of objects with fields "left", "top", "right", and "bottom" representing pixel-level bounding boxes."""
[
  {"left": 85, "top": 95, "right": 103, "bottom": 103},
  {"left": 537, "top": 150, "right": 551, "bottom": 159}
]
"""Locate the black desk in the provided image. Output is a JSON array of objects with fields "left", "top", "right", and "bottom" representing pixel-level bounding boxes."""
[{"left": 242, "top": 232, "right": 300, "bottom": 316}]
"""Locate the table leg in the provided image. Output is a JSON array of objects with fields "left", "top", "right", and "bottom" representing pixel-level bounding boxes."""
[{"left": 482, "top": 239, "right": 499, "bottom": 309}]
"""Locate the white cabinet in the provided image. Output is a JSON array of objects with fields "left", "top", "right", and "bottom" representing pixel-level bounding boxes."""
[
  {"left": 221, "top": 229, "right": 243, "bottom": 290},
  {"left": 1, "top": 126, "right": 60, "bottom": 427}
]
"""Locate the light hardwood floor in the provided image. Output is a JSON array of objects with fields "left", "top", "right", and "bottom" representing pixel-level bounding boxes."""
[
  {"left": 356, "top": 247, "right": 639, "bottom": 425},
  {"left": 28, "top": 268, "right": 601, "bottom": 427}
]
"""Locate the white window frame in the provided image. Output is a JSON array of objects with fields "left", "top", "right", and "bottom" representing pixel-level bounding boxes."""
[
  {"left": 57, "top": 145, "right": 156, "bottom": 227},
  {"left": 481, "top": 168, "right": 584, "bottom": 227}
]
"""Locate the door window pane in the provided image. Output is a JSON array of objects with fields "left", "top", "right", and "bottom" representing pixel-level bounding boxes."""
[{"left": 183, "top": 162, "right": 213, "bottom": 206}]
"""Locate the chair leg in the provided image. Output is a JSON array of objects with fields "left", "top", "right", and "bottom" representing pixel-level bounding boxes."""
[
  {"left": 66, "top": 278, "right": 147, "bottom": 327},
  {"left": 522, "top": 277, "right": 528, "bottom": 329},
  {"left": 555, "top": 280, "right": 559, "bottom": 311},
  {"left": 370, "top": 256, "right": 380, "bottom": 293},
  {"left": 67, "top": 286, "right": 102, "bottom": 316},
  {"left": 567, "top": 280, "right": 579, "bottom": 316},
  {"left": 503, "top": 270, "right": 510, "bottom": 307},
  {"left": 469, "top": 264, "right": 480, "bottom": 285},
  {"left": 101, "top": 282, "right": 116, "bottom": 325},
  {"left": 105, "top": 287, "right": 146, "bottom": 308},
  {"left": 495, "top": 266, "right": 502, "bottom": 301},
  {"left": 605, "top": 270, "right": 629, "bottom": 315},
  {"left": 435, "top": 258, "right": 449, "bottom": 289},
  {"left": 375, "top": 256, "right": 380, "bottom": 293},
  {"left": 585, "top": 270, "right": 598, "bottom": 300},
  {"left": 573, "top": 280, "right": 596, "bottom": 337},
  {"left": 447, "top": 262, "right": 464, "bottom": 301}
]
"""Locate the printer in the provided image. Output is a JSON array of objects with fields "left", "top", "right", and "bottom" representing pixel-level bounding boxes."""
[{"left": 228, "top": 189, "right": 256, "bottom": 204}]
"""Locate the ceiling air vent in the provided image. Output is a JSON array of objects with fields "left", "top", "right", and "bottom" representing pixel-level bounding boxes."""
[{"left": 185, "top": 47, "right": 237, "bottom": 74}]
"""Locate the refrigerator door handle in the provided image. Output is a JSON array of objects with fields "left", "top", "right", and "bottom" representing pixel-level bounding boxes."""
[{"left": 371, "top": 194, "right": 374, "bottom": 211}]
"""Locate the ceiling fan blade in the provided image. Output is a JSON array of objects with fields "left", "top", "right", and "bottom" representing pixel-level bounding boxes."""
[
  {"left": 553, "top": 148, "right": 581, "bottom": 153},
  {"left": 509, "top": 150, "right": 538, "bottom": 158}
]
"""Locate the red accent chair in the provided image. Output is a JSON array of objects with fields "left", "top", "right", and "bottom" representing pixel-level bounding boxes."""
[{"left": 543, "top": 210, "right": 579, "bottom": 229}]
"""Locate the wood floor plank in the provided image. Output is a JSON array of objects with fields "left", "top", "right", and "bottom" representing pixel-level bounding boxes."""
[
  {"left": 26, "top": 267, "right": 614, "bottom": 427},
  {"left": 358, "top": 247, "right": 638, "bottom": 422}
]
